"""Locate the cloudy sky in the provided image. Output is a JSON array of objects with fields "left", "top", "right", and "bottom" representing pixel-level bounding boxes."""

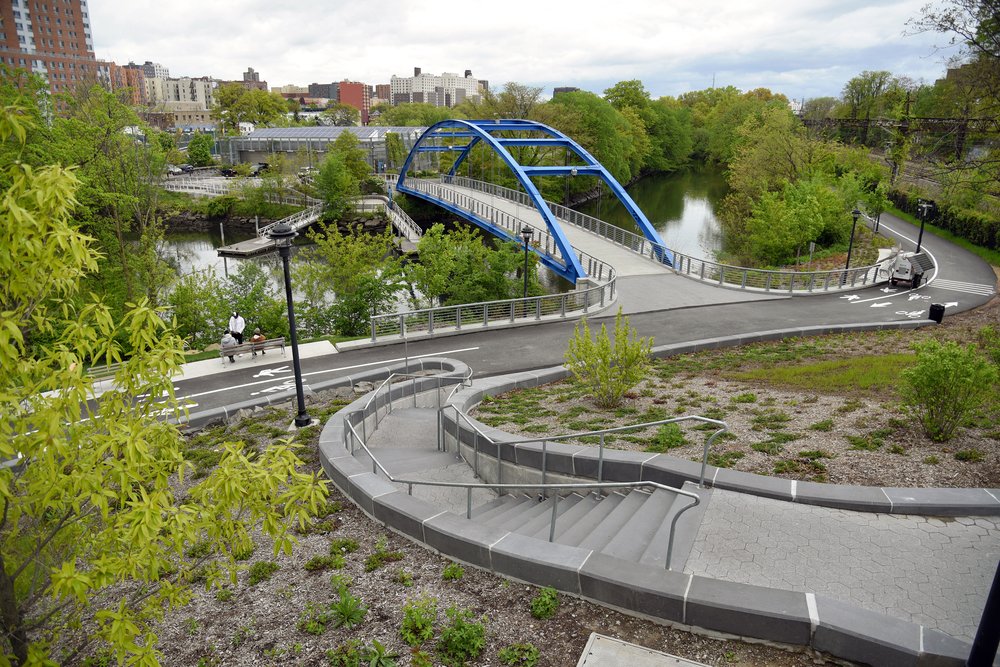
[{"left": 89, "top": 0, "right": 958, "bottom": 102}]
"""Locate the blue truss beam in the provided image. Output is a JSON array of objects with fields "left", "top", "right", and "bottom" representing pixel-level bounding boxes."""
[{"left": 396, "top": 119, "right": 672, "bottom": 281}]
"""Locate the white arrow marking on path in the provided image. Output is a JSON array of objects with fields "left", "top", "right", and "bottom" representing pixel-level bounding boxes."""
[
  {"left": 250, "top": 379, "right": 296, "bottom": 397},
  {"left": 880, "top": 287, "right": 897, "bottom": 293},
  {"left": 253, "top": 366, "right": 290, "bottom": 378},
  {"left": 907, "top": 294, "right": 931, "bottom": 301},
  {"left": 870, "top": 302, "right": 893, "bottom": 308},
  {"left": 944, "top": 302, "right": 959, "bottom": 308},
  {"left": 839, "top": 295, "right": 860, "bottom": 301}
]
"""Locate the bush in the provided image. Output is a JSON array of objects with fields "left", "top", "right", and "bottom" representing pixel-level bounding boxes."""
[
  {"left": 442, "top": 562, "right": 464, "bottom": 581},
  {"left": 400, "top": 596, "right": 437, "bottom": 647},
  {"left": 436, "top": 606, "right": 486, "bottom": 667},
  {"left": 901, "top": 340, "right": 998, "bottom": 442},
  {"left": 499, "top": 643, "right": 540, "bottom": 666},
  {"left": 529, "top": 587, "right": 559, "bottom": 619},
  {"left": 247, "top": 561, "right": 279, "bottom": 586},
  {"left": 564, "top": 308, "right": 652, "bottom": 409}
]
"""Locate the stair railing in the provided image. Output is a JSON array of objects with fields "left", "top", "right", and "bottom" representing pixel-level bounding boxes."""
[
  {"left": 341, "top": 374, "right": 712, "bottom": 570},
  {"left": 448, "top": 405, "right": 728, "bottom": 489},
  {"left": 346, "top": 412, "right": 699, "bottom": 570}
]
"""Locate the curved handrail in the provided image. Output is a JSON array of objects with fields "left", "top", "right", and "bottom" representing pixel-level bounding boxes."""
[
  {"left": 344, "top": 396, "right": 702, "bottom": 571},
  {"left": 449, "top": 175, "right": 899, "bottom": 293}
]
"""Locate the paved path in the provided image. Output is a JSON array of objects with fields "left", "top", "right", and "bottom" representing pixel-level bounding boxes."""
[{"left": 686, "top": 489, "right": 999, "bottom": 642}]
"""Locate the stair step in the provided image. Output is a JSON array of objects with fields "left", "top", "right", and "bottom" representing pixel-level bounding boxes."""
[
  {"left": 575, "top": 490, "right": 651, "bottom": 552},
  {"left": 472, "top": 494, "right": 520, "bottom": 520},
  {"left": 599, "top": 488, "right": 677, "bottom": 562},
  {"left": 530, "top": 492, "right": 602, "bottom": 541},
  {"left": 556, "top": 492, "right": 627, "bottom": 546},
  {"left": 486, "top": 495, "right": 560, "bottom": 532},
  {"left": 474, "top": 494, "right": 532, "bottom": 524},
  {"left": 516, "top": 493, "right": 584, "bottom": 538},
  {"left": 639, "top": 482, "right": 712, "bottom": 570}
]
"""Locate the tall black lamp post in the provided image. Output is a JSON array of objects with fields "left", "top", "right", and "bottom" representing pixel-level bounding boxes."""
[
  {"left": 916, "top": 200, "right": 931, "bottom": 253},
  {"left": 520, "top": 225, "right": 533, "bottom": 300},
  {"left": 268, "top": 221, "right": 311, "bottom": 428},
  {"left": 845, "top": 208, "right": 861, "bottom": 272}
]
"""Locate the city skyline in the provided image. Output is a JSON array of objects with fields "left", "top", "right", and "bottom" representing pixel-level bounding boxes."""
[{"left": 89, "top": 0, "right": 958, "bottom": 102}]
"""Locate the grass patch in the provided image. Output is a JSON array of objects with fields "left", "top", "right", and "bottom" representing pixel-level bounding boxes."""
[
  {"left": 644, "top": 423, "right": 689, "bottom": 453},
  {"left": 809, "top": 419, "right": 834, "bottom": 432},
  {"left": 731, "top": 354, "right": 914, "bottom": 395},
  {"left": 731, "top": 392, "right": 758, "bottom": 404},
  {"left": 708, "top": 451, "right": 745, "bottom": 468},
  {"left": 750, "top": 409, "right": 792, "bottom": 431},
  {"left": 955, "top": 449, "right": 984, "bottom": 462}
]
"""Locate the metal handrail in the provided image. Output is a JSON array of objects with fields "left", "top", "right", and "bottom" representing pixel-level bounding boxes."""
[
  {"left": 450, "top": 406, "right": 728, "bottom": 489},
  {"left": 258, "top": 203, "right": 324, "bottom": 237},
  {"left": 342, "top": 377, "right": 702, "bottom": 570},
  {"left": 368, "top": 281, "right": 615, "bottom": 343},
  {"left": 448, "top": 175, "right": 897, "bottom": 293}
]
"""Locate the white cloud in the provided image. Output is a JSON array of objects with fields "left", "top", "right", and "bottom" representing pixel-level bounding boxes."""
[{"left": 89, "top": 0, "right": 955, "bottom": 100}]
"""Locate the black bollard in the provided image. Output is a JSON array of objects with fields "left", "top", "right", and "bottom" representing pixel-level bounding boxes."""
[{"left": 967, "top": 560, "right": 1000, "bottom": 666}]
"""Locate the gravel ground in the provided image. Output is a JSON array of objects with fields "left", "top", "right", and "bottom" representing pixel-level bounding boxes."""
[{"left": 80, "top": 296, "right": 998, "bottom": 667}]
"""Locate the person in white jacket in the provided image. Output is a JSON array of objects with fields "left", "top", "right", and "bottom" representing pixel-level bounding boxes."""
[{"left": 228, "top": 311, "right": 246, "bottom": 344}]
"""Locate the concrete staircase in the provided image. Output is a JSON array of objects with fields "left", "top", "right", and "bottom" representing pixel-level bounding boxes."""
[
  {"left": 470, "top": 485, "right": 707, "bottom": 570},
  {"left": 361, "top": 407, "right": 709, "bottom": 570}
]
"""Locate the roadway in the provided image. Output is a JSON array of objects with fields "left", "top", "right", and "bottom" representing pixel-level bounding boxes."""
[{"left": 168, "top": 209, "right": 996, "bottom": 422}]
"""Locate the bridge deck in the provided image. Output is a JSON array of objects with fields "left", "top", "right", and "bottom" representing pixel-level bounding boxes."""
[{"left": 445, "top": 183, "right": 672, "bottom": 279}]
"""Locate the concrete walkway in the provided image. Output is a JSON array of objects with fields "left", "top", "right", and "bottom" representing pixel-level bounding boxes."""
[{"left": 360, "top": 407, "right": 998, "bottom": 646}]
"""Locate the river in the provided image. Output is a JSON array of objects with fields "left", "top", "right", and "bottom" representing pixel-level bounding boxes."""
[
  {"left": 159, "top": 166, "right": 728, "bottom": 278},
  {"left": 575, "top": 166, "right": 728, "bottom": 258}
]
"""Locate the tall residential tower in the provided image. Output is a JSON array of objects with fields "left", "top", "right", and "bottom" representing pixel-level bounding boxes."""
[{"left": 0, "top": 0, "right": 98, "bottom": 95}]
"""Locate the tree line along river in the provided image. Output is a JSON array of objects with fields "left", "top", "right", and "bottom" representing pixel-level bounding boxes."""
[{"left": 160, "top": 166, "right": 729, "bottom": 281}]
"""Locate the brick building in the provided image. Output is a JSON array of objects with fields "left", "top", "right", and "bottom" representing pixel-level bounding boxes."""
[{"left": 0, "top": 0, "right": 99, "bottom": 96}]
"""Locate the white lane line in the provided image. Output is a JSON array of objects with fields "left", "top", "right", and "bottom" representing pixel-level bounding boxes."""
[
  {"left": 180, "top": 346, "right": 480, "bottom": 401},
  {"left": 847, "top": 221, "right": 939, "bottom": 304}
]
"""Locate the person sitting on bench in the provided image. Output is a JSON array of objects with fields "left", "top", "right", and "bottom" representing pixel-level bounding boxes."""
[
  {"left": 249, "top": 328, "right": 267, "bottom": 356},
  {"left": 220, "top": 330, "right": 237, "bottom": 363}
]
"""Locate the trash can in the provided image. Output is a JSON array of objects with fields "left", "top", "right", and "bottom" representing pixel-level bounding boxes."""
[{"left": 929, "top": 303, "right": 945, "bottom": 324}]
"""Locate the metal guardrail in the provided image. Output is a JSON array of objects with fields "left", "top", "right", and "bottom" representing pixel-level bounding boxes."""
[
  {"left": 448, "top": 175, "right": 898, "bottom": 293},
  {"left": 369, "top": 285, "right": 615, "bottom": 342},
  {"left": 258, "top": 203, "right": 324, "bottom": 237},
  {"left": 367, "top": 177, "right": 618, "bottom": 343},
  {"left": 162, "top": 177, "right": 318, "bottom": 207},
  {"left": 342, "top": 374, "right": 706, "bottom": 570}
]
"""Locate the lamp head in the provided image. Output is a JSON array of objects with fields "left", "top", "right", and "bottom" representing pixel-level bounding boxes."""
[
  {"left": 570, "top": 167, "right": 578, "bottom": 177},
  {"left": 267, "top": 221, "right": 297, "bottom": 247},
  {"left": 851, "top": 208, "right": 861, "bottom": 222},
  {"left": 520, "top": 225, "right": 532, "bottom": 243}
]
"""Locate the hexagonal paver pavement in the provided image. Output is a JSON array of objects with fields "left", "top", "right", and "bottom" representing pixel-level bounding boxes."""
[{"left": 685, "top": 489, "right": 1000, "bottom": 641}]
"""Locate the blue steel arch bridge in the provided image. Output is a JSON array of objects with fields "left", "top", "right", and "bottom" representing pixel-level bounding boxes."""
[{"left": 395, "top": 119, "right": 673, "bottom": 284}]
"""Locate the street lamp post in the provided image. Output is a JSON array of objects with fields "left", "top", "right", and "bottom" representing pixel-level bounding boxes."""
[
  {"left": 520, "top": 225, "right": 532, "bottom": 300},
  {"left": 916, "top": 200, "right": 931, "bottom": 253},
  {"left": 267, "top": 221, "right": 311, "bottom": 428},
  {"left": 845, "top": 208, "right": 861, "bottom": 273}
]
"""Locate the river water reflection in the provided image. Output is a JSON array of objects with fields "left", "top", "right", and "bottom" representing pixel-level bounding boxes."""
[
  {"left": 576, "top": 166, "right": 728, "bottom": 258},
  {"left": 160, "top": 166, "right": 729, "bottom": 281}
]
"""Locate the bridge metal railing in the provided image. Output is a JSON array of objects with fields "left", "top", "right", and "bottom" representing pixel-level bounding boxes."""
[
  {"left": 163, "top": 177, "right": 318, "bottom": 207},
  {"left": 369, "top": 277, "right": 615, "bottom": 342},
  {"left": 342, "top": 373, "right": 708, "bottom": 570},
  {"left": 258, "top": 203, "right": 325, "bottom": 237},
  {"left": 447, "top": 176, "right": 898, "bottom": 293}
]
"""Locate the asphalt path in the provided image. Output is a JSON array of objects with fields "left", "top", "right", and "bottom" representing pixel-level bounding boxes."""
[{"left": 172, "top": 211, "right": 996, "bottom": 420}]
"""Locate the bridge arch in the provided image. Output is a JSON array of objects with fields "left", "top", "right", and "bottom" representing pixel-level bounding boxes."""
[{"left": 396, "top": 119, "right": 671, "bottom": 283}]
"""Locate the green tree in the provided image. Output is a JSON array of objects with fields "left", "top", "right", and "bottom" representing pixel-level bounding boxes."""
[
  {"left": 186, "top": 132, "right": 214, "bottom": 167},
  {"left": 0, "top": 105, "right": 327, "bottom": 665},
  {"left": 801, "top": 97, "right": 838, "bottom": 121},
  {"left": 321, "top": 103, "right": 361, "bottom": 127},
  {"left": 901, "top": 340, "right": 998, "bottom": 441},
  {"left": 315, "top": 152, "right": 358, "bottom": 220},
  {"left": 167, "top": 268, "right": 229, "bottom": 350},
  {"left": 212, "top": 83, "right": 289, "bottom": 134},
  {"left": 371, "top": 103, "right": 457, "bottom": 127},
  {"left": 564, "top": 308, "right": 652, "bottom": 409}
]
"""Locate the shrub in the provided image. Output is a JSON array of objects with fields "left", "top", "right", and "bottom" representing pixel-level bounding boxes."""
[
  {"left": 645, "top": 423, "right": 688, "bottom": 452},
  {"left": 564, "top": 308, "right": 652, "bottom": 409},
  {"left": 330, "top": 590, "right": 367, "bottom": 628},
  {"left": 901, "top": 340, "right": 998, "bottom": 441},
  {"left": 247, "top": 561, "right": 279, "bottom": 586},
  {"left": 978, "top": 325, "right": 1000, "bottom": 366},
  {"left": 400, "top": 596, "right": 437, "bottom": 647},
  {"left": 442, "top": 562, "right": 464, "bottom": 581},
  {"left": 955, "top": 449, "right": 984, "bottom": 462},
  {"left": 437, "top": 606, "right": 486, "bottom": 667},
  {"left": 499, "top": 643, "right": 540, "bottom": 666},
  {"left": 529, "top": 587, "right": 559, "bottom": 620}
]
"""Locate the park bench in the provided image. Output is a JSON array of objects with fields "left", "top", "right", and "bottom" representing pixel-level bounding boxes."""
[
  {"left": 85, "top": 361, "right": 124, "bottom": 380},
  {"left": 219, "top": 337, "right": 286, "bottom": 364}
]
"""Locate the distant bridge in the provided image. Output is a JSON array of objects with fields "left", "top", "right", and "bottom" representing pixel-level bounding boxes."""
[{"left": 396, "top": 119, "right": 672, "bottom": 284}]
